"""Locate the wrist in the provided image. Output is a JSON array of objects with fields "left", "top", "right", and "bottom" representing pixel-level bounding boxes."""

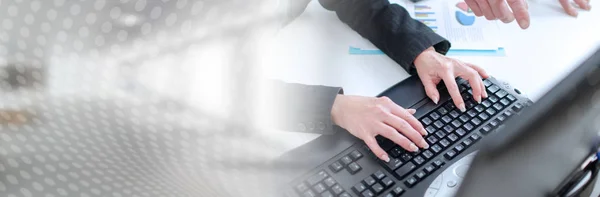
[
  {"left": 414, "top": 47, "right": 437, "bottom": 67},
  {"left": 331, "top": 94, "right": 344, "bottom": 125}
]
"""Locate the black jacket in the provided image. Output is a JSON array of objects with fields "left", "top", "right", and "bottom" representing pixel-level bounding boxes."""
[{"left": 270, "top": 0, "right": 451, "bottom": 134}]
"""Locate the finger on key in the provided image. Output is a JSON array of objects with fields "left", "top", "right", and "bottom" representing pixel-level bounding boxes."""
[
  {"left": 365, "top": 137, "right": 390, "bottom": 162},
  {"left": 389, "top": 105, "right": 427, "bottom": 136},
  {"left": 507, "top": 0, "right": 531, "bottom": 28},
  {"left": 383, "top": 113, "right": 427, "bottom": 148},
  {"left": 466, "top": 70, "right": 484, "bottom": 103},
  {"left": 421, "top": 75, "right": 441, "bottom": 104},
  {"left": 407, "top": 109, "right": 417, "bottom": 114},
  {"left": 379, "top": 123, "right": 422, "bottom": 151},
  {"left": 443, "top": 71, "right": 466, "bottom": 112},
  {"left": 467, "top": 63, "right": 489, "bottom": 98}
]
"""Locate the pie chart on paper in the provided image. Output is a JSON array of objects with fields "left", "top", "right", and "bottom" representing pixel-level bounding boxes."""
[{"left": 455, "top": 2, "right": 476, "bottom": 26}]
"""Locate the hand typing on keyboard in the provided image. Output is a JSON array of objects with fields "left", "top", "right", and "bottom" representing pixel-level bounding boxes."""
[
  {"left": 414, "top": 47, "right": 490, "bottom": 112},
  {"left": 331, "top": 95, "right": 429, "bottom": 162}
]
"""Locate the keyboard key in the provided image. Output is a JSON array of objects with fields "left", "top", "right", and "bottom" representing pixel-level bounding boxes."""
[
  {"left": 444, "top": 103, "right": 456, "bottom": 111},
  {"left": 463, "top": 123, "right": 474, "bottom": 131},
  {"left": 466, "top": 110, "right": 478, "bottom": 118},
  {"left": 512, "top": 103, "right": 524, "bottom": 112},
  {"left": 426, "top": 135, "right": 439, "bottom": 144},
  {"left": 385, "top": 158, "right": 404, "bottom": 170},
  {"left": 449, "top": 110, "right": 460, "bottom": 118},
  {"left": 440, "top": 139, "right": 450, "bottom": 148},
  {"left": 303, "top": 190, "right": 317, "bottom": 197},
  {"left": 353, "top": 183, "right": 367, "bottom": 193},
  {"left": 441, "top": 115, "right": 452, "bottom": 124},
  {"left": 483, "top": 80, "right": 492, "bottom": 87},
  {"left": 465, "top": 100, "right": 476, "bottom": 109},
  {"left": 381, "top": 177, "right": 395, "bottom": 188},
  {"left": 496, "top": 90, "right": 508, "bottom": 98},
  {"left": 394, "top": 162, "right": 417, "bottom": 179},
  {"left": 377, "top": 137, "right": 396, "bottom": 152},
  {"left": 454, "top": 144, "right": 465, "bottom": 153},
  {"left": 504, "top": 110, "right": 513, "bottom": 117},
  {"left": 350, "top": 150, "right": 363, "bottom": 160},
  {"left": 324, "top": 177, "right": 336, "bottom": 187},
  {"left": 307, "top": 171, "right": 328, "bottom": 185},
  {"left": 340, "top": 156, "right": 353, "bottom": 165},
  {"left": 486, "top": 108, "right": 497, "bottom": 116},
  {"left": 314, "top": 183, "right": 327, "bottom": 193},
  {"left": 424, "top": 165, "right": 436, "bottom": 173},
  {"left": 490, "top": 120, "right": 499, "bottom": 127},
  {"left": 339, "top": 192, "right": 351, "bottom": 197},
  {"left": 500, "top": 98, "right": 510, "bottom": 106},
  {"left": 364, "top": 177, "right": 376, "bottom": 186},
  {"left": 392, "top": 186, "right": 405, "bottom": 196},
  {"left": 462, "top": 139, "right": 473, "bottom": 147},
  {"left": 422, "top": 150, "right": 434, "bottom": 159},
  {"left": 470, "top": 117, "right": 482, "bottom": 126},
  {"left": 389, "top": 147, "right": 403, "bottom": 158},
  {"left": 413, "top": 156, "right": 425, "bottom": 165},
  {"left": 425, "top": 126, "right": 436, "bottom": 134},
  {"left": 474, "top": 105, "right": 485, "bottom": 113},
  {"left": 455, "top": 128, "right": 467, "bottom": 136},
  {"left": 372, "top": 183, "right": 385, "bottom": 194},
  {"left": 437, "top": 107, "right": 449, "bottom": 115},
  {"left": 422, "top": 117, "right": 433, "bottom": 125},
  {"left": 321, "top": 191, "right": 334, "bottom": 197},
  {"left": 443, "top": 125, "right": 453, "bottom": 133},
  {"left": 400, "top": 153, "right": 413, "bottom": 162},
  {"left": 329, "top": 161, "right": 343, "bottom": 173},
  {"left": 493, "top": 103, "right": 503, "bottom": 111},
  {"left": 347, "top": 162, "right": 362, "bottom": 174},
  {"left": 433, "top": 121, "right": 444, "bottom": 129},
  {"left": 433, "top": 160, "right": 445, "bottom": 167},
  {"left": 373, "top": 170, "right": 386, "bottom": 180},
  {"left": 482, "top": 100, "right": 492, "bottom": 108},
  {"left": 459, "top": 84, "right": 467, "bottom": 92},
  {"left": 415, "top": 171, "right": 427, "bottom": 179},
  {"left": 488, "top": 85, "right": 500, "bottom": 93},
  {"left": 470, "top": 134, "right": 481, "bottom": 141},
  {"left": 331, "top": 185, "right": 344, "bottom": 195},
  {"left": 444, "top": 150, "right": 457, "bottom": 159},
  {"left": 451, "top": 120, "right": 462, "bottom": 128},
  {"left": 429, "top": 112, "right": 441, "bottom": 120},
  {"left": 447, "top": 133, "right": 459, "bottom": 142},
  {"left": 507, "top": 94, "right": 517, "bottom": 102},
  {"left": 435, "top": 130, "right": 447, "bottom": 139},
  {"left": 431, "top": 144, "right": 442, "bottom": 153},
  {"left": 361, "top": 190, "right": 375, "bottom": 197},
  {"left": 488, "top": 95, "right": 499, "bottom": 103},
  {"left": 497, "top": 115, "right": 507, "bottom": 122},
  {"left": 481, "top": 125, "right": 493, "bottom": 134},
  {"left": 458, "top": 115, "right": 469, "bottom": 123},
  {"left": 296, "top": 183, "right": 309, "bottom": 192},
  {"left": 478, "top": 113, "right": 489, "bottom": 121},
  {"left": 404, "top": 177, "right": 418, "bottom": 188}
]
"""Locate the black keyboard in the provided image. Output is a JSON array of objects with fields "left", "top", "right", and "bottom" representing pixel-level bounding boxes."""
[{"left": 285, "top": 78, "right": 531, "bottom": 197}]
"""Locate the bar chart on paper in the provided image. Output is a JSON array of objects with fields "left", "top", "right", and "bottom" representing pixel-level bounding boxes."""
[{"left": 413, "top": 4, "right": 439, "bottom": 33}]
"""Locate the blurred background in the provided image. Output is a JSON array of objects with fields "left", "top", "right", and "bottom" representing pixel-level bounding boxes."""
[{"left": 0, "top": 0, "right": 307, "bottom": 196}]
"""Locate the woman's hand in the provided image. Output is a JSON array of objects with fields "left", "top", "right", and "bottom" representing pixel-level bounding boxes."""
[
  {"left": 414, "top": 47, "right": 489, "bottom": 111},
  {"left": 331, "top": 95, "right": 428, "bottom": 162}
]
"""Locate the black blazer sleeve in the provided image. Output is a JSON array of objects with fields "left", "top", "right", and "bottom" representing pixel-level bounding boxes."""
[
  {"left": 267, "top": 80, "right": 343, "bottom": 135},
  {"left": 319, "top": 0, "right": 451, "bottom": 74}
]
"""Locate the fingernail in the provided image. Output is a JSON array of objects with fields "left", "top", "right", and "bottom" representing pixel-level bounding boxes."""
[
  {"left": 382, "top": 154, "right": 390, "bottom": 162},
  {"left": 409, "top": 143, "right": 419, "bottom": 152},
  {"left": 459, "top": 103, "right": 466, "bottom": 112},
  {"left": 518, "top": 19, "right": 530, "bottom": 29},
  {"left": 483, "top": 91, "right": 488, "bottom": 98},
  {"left": 408, "top": 109, "right": 416, "bottom": 114},
  {"left": 421, "top": 129, "right": 428, "bottom": 136},
  {"left": 432, "top": 97, "right": 439, "bottom": 105},
  {"left": 476, "top": 96, "right": 481, "bottom": 104},
  {"left": 420, "top": 139, "right": 429, "bottom": 149}
]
